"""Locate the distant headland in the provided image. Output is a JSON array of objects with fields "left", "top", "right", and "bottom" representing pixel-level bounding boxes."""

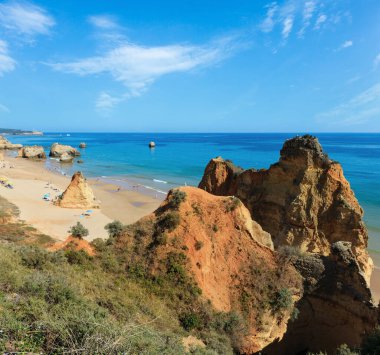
[{"left": 0, "top": 128, "right": 43, "bottom": 136}]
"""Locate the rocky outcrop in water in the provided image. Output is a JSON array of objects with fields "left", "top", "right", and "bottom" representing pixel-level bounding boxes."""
[
  {"left": 59, "top": 152, "right": 74, "bottom": 163},
  {"left": 199, "top": 135, "right": 373, "bottom": 285},
  {"left": 49, "top": 143, "right": 80, "bottom": 158},
  {"left": 0, "top": 135, "right": 22, "bottom": 150},
  {"left": 18, "top": 145, "right": 46, "bottom": 159},
  {"left": 55, "top": 172, "right": 99, "bottom": 209}
]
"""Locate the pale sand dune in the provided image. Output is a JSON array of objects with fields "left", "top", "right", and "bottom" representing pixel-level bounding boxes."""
[{"left": 0, "top": 155, "right": 162, "bottom": 241}]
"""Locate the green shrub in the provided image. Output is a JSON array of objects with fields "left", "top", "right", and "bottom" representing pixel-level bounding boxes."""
[
  {"left": 105, "top": 220, "right": 125, "bottom": 239},
  {"left": 361, "top": 326, "right": 380, "bottom": 354},
  {"left": 91, "top": 238, "right": 107, "bottom": 252},
  {"left": 225, "top": 197, "right": 241, "bottom": 212},
  {"left": 270, "top": 288, "right": 293, "bottom": 312},
  {"left": 169, "top": 189, "right": 187, "bottom": 209},
  {"left": 180, "top": 312, "right": 201, "bottom": 331},
  {"left": 68, "top": 222, "right": 89, "bottom": 239},
  {"left": 155, "top": 232, "right": 168, "bottom": 246},
  {"left": 195, "top": 240, "right": 204, "bottom": 251},
  {"left": 335, "top": 344, "right": 358, "bottom": 355},
  {"left": 157, "top": 212, "right": 180, "bottom": 232},
  {"left": 64, "top": 249, "right": 92, "bottom": 265}
]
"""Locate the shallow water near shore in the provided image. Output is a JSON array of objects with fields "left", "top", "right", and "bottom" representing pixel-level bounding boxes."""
[{"left": 8, "top": 132, "right": 380, "bottom": 252}]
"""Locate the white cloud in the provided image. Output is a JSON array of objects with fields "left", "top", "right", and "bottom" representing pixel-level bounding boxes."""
[
  {"left": 0, "top": 1, "right": 55, "bottom": 37},
  {"left": 260, "top": 2, "right": 278, "bottom": 33},
  {"left": 317, "top": 83, "right": 380, "bottom": 125},
  {"left": 0, "top": 39, "right": 16, "bottom": 76},
  {"left": 49, "top": 35, "right": 240, "bottom": 99},
  {"left": 339, "top": 40, "right": 353, "bottom": 50},
  {"left": 0, "top": 103, "right": 10, "bottom": 113},
  {"left": 314, "top": 14, "right": 327, "bottom": 29},
  {"left": 95, "top": 92, "right": 125, "bottom": 114},
  {"left": 374, "top": 53, "right": 380, "bottom": 68},
  {"left": 88, "top": 15, "right": 118, "bottom": 30},
  {"left": 282, "top": 16, "right": 294, "bottom": 39},
  {"left": 298, "top": 1, "right": 316, "bottom": 37},
  {"left": 259, "top": 0, "right": 341, "bottom": 41}
]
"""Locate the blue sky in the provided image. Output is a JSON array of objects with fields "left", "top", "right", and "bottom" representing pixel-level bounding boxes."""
[{"left": 0, "top": 0, "right": 379, "bottom": 132}]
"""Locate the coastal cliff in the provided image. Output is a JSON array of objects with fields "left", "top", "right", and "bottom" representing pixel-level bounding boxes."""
[
  {"left": 199, "top": 135, "right": 373, "bottom": 285},
  {"left": 117, "top": 186, "right": 303, "bottom": 353}
]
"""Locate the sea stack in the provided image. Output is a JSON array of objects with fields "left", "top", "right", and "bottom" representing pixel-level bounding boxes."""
[
  {"left": 18, "top": 145, "right": 46, "bottom": 159},
  {"left": 149, "top": 141, "right": 156, "bottom": 148},
  {"left": 199, "top": 134, "right": 373, "bottom": 285},
  {"left": 79, "top": 142, "right": 86, "bottom": 148},
  {"left": 49, "top": 143, "right": 80, "bottom": 158},
  {"left": 55, "top": 171, "right": 99, "bottom": 209}
]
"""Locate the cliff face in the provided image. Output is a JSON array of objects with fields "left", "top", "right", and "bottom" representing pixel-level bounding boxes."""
[
  {"left": 55, "top": 172, "right": 99, "bottom": 209},
  {"left": 123, "top": 187, "right": 303, "bottom": 354},
  {"left": 199, "top": 135, "right": 373, "bottom": 284},
  {"left": 263, "top": 242, "right": 379, "bottom": 354}
]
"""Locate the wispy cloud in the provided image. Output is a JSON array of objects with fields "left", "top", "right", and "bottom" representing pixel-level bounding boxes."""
[
  {"left": 314, "top": 14, "right": 327, "bottom": 29},
  {"left": 317, "top": 83, "right": 380, "bottom": 125},
  {"left": 0, "top": 1, "right": 55, "bottom": 37},
  {"left": 374, "top": 53, "right": 380, "bottom": 68},
  {"left": 259, "top": 0, "right": 344, "bottom": 42},
  {"left": 95, "top": 92, "right": 125, "bottom": 114},
  {"left": 282, "top": 16, "right": 294, "bottom": 39},
  {"left": 0, "top": 103, "right": 10, "bottom": 113},
  {"left": 49, "top": 35, "right": 242, "bottom": 105},
  {"left": 337, "top": 40, "right": 353, "bottom": 51},
  {"left": 260, "top": 2, "right": 278, "bottom": 33},
  {"left": 88, "top": 15, "right": 118, "bottom": 30},
  {"left": 298, "top": 1, "right": 316, "bottom": 37},
  {"left": 0, "top": 39, "right": 16, "bottom": 76}
]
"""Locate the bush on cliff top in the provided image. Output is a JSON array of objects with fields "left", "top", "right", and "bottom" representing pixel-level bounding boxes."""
[{"left": 68, "top": 222, "right": 89, "bottom": 239}]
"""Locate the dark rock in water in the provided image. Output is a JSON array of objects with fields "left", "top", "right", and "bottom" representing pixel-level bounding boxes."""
[{"left": 77, "top": 160, "right": 84, "bottom": 164}]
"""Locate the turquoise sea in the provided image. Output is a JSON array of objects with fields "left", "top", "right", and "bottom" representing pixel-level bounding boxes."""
[{"left": 8, "top": 133, "right": 380, "bottom": 252}]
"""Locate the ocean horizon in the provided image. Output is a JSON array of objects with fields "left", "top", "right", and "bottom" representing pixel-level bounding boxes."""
[{"left": 8, "top": 132, "right": 380, "bottom": 252}]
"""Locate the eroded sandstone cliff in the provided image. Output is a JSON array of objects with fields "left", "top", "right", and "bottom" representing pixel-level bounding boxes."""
[
  {"left": 199, "top": 135, "right": 373, "bottom": 284},
  {"left": 263, "top": 242, "right": 379, "bottom": 354},
  {"left": 119, "top": 186, "right": 303, "bottom": 354},
  {"left": 55, "top": 171, "right": 99, "bottom": 209}
]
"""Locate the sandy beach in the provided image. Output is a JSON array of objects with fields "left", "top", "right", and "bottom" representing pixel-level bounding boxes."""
[{"left": 0, "top": 154, "right": 162, "bottom": 241}]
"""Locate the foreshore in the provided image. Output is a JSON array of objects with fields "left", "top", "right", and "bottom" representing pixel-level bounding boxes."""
[
  {"left": 0, "top": 153, "right": 162, "bottom": 241},
  {"left": 0, "top": 152, "right": 379, "bottom": 303}
]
